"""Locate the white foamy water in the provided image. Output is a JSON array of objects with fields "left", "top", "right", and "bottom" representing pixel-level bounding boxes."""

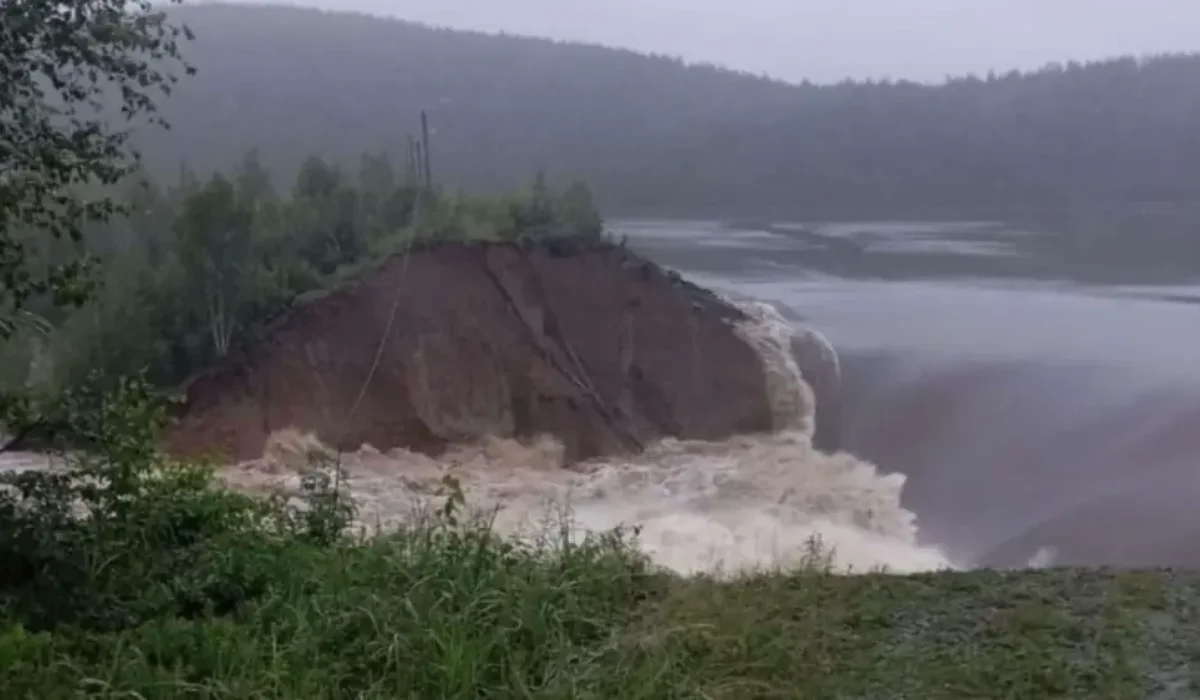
[
  {"left": 220, "top": 427, "right": 954, "bottom": 575},
  {"left": 0, "top": 298, "right": 957, "bottom": 576},
  {"left": 220, "top": 298, "right": 955, "bottom": 575}
]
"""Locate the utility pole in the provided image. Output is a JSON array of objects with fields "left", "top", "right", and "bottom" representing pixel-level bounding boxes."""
[
  {"left": 420, "top": 110, "right": 433, "bottom": 189},
  {"left": 412, "top": 138, "right": 425, "bottom": 224}
]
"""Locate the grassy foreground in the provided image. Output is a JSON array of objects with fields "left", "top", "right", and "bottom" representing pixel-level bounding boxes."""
[
  {"left": 5, "top": 547, "right": 1200, "bottom": 700},
  {"left": 3, "top": 507, "right": 1199, "bottom": 697},
  {"left": 0, "top": 384, "right": 1195, "bottom": 699}
]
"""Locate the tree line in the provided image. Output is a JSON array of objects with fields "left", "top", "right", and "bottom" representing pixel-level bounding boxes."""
[
  {"left": 124, "top": 3, "right": 1200, "bottom": 220},
  {"left": 2, "top": 152, "right": 604, "bottom": 397}
]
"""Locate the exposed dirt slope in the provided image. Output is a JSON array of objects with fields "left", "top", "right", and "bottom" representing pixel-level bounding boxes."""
[{"left": 163, "top": 239, "right": 776, "bottom": 463}]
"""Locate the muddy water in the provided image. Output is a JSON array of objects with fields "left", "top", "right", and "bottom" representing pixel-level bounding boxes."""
[
  {"left": 225, "top": 297, "right": 955, "bottom": 575},
  {"left": 622, "top": 218, "right": 1200, "bottom": 568}
]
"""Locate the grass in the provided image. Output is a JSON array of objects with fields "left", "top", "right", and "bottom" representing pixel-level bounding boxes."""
[
  {"left": 1, "top": 526, "right": 654, "bottom": 699},
  {"left": 629, "top": 567, "right": 1200, "bottom": 699},
  {"left": 4, "top": 518, "right": 1199, "bottom": 699}
]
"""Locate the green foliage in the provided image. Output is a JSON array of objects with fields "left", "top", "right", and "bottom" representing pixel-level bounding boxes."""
[
  {"left": 0, "top": 374, "right": 261, "bottom": 630},
  {"left": 24, "top": 157, "right": 605, "bottom": 394},
  {"left": 0, "top": 0, "right": 193, "bottom": 335},
  {"left": 0, "top": 0, "right": 195, "bottom": 453},
  {"left": 0, "top": 531, "right": 653, "bottom": 697}
]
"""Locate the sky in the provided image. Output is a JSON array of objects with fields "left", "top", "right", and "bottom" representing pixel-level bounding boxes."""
[{"left": 232, "top": 0, "right": 1200, "bottom": 84}]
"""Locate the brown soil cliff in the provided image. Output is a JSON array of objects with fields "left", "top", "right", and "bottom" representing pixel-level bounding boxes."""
[{"left": 162, "top": 239, "right": 777, "bottom": 463}]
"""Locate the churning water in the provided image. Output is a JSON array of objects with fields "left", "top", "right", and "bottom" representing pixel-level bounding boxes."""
[{"left": 222, "top": 296, "right": 955, "bottom": 575}]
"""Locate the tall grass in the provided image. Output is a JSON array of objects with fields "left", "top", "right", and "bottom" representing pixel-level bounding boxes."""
[
  {"left": 0, "top": 376, "right": 658, "bottom": 698},
  {"left": 0, "top": 524, "right": 656, "bottom": 698}
]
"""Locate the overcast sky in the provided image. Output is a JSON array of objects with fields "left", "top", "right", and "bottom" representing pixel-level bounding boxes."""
[{"left": 237, "top": 0, "right": 1200, "bottom": 84}]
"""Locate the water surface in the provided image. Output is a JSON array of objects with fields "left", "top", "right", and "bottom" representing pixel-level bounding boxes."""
[{"left": 617, "top": 218, "right": 1200, "bottom": 568}]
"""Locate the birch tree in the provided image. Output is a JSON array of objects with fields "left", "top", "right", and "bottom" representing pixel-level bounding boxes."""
[{"left": 174, "top": 174, "right": 252, "bottom": 357}]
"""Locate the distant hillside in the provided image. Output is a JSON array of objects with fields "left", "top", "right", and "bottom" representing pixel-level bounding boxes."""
[{"left": 139, "top": 3, "right": 1200, "bottom": 219}]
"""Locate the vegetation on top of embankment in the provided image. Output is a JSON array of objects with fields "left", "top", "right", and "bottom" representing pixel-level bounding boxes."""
[{"left": 0, "top": 154, "right": 607, "bottom": 400}]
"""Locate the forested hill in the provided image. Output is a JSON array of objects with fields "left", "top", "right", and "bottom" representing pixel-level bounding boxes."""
[{"left": 141, "top": 3, "right": 1200, "bottom": 219}]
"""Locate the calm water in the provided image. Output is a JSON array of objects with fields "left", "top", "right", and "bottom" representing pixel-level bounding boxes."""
[{"left": 616, "top": 218, "right": 1200, "bottom": 568}]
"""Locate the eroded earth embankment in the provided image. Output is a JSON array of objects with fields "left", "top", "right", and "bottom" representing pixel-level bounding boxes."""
[{"left": 164, "top": 239, "right": 836, "bottom": 464}]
